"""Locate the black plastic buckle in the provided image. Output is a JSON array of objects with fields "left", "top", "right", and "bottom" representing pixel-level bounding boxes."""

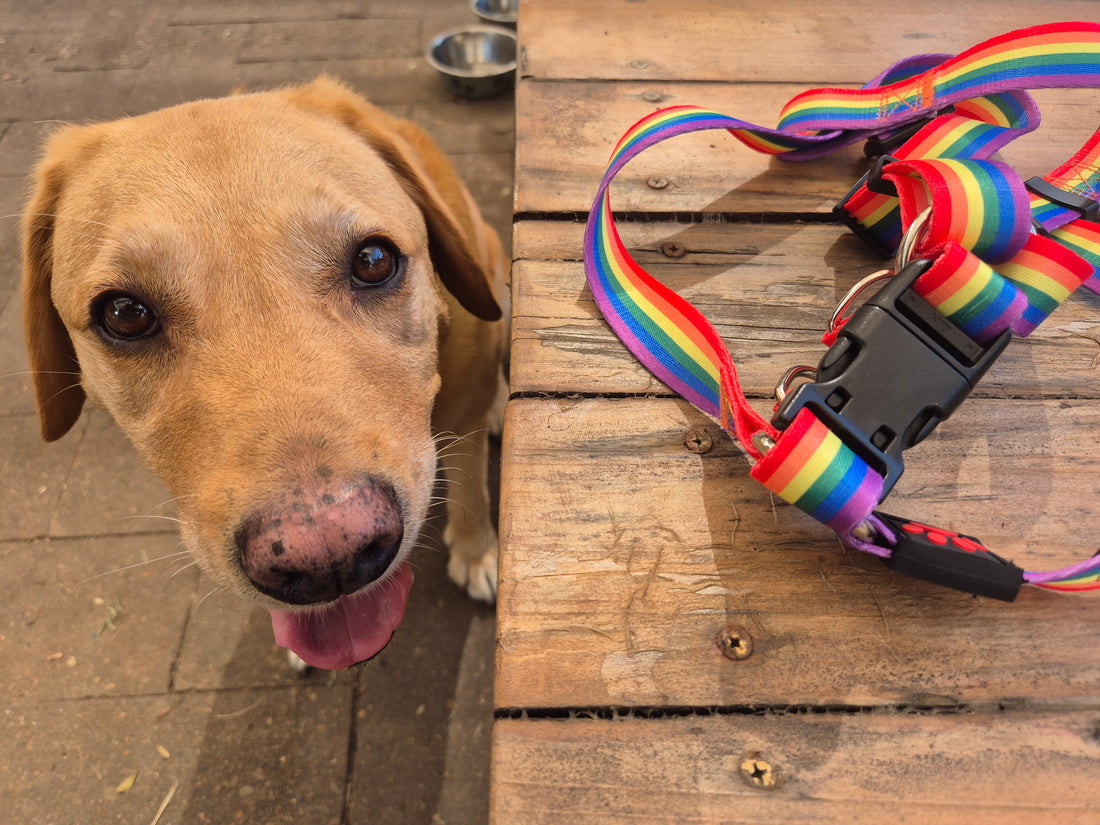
[
  {"left": 873, "top": 512, "right": 1024, "bottom": 601},
  {"left": 772, "top": 257, "right": 1012, "bottom": 496},
  {"left": 833, "top": 155, "right": 902, "bottom": 259},
  {"left": 1025, "top": 176, "right": 1100, "bottom": 222}
]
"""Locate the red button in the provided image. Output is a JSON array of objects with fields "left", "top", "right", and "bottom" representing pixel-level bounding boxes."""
[{"left": 953, "top": 536, "right": 980, "bottom": 553}]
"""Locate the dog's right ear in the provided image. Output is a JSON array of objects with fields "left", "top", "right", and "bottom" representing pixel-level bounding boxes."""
[{"left": 21, "top": 127, "right": 91, "bottom": 441}]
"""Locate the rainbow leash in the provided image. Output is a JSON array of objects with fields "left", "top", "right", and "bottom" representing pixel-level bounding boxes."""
[{"left": 583, "top": 21, "right": 1100, "bottom": 599}]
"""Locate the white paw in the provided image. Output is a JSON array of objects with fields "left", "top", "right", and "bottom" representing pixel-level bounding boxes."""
[
  {"left": 286, "top": 649, "right": 313, "bottom": 674},
  {"left": 447, "top": 544, "right": 499, "bottom": 604},
  {"left": 488, "top": 375, "right": 507, "bottom": 436}
]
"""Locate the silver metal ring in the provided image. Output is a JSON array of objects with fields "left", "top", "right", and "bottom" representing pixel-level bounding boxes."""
[
  {"left": 774, "top": 365, "right": 817, "bottom": 403},
  {"left": 895, "top": 206, "right": 933, "bottom": 272},
  {"left": 828, "top": 268, "right": 895, "bottom": 334}
]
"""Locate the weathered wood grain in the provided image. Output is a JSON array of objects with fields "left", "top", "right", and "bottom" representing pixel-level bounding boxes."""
[
  {"left": 518, "top": 0, "right": 1100, "bottom": 84},
  {"left": 514, "top": 83, "right": 1095, "bottom": 214},
  {"left": 492, "top": 713, "right": 1100, "bottom": 825},
  {"left": 510, "top": 221, "right": 1100, "bottom": 399},
  {"left": 498, "top": 4, "right": 1100, "bottom": 822},
  {"left": 497, "top": 397, "right": 1100, "bottom": 709}
]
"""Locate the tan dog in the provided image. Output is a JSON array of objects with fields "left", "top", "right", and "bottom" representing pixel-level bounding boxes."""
[{"left": 22, "top": 77, "right": 507, "bottom": 670}]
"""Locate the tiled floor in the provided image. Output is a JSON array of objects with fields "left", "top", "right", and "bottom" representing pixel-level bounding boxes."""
[{"left": 0, "top": 2, "right": 514, "bottom": 823}]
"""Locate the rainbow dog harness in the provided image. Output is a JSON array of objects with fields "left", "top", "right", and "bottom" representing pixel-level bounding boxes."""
[{"left": 583, "top": 21, "right": 1100, "bottom": 600}]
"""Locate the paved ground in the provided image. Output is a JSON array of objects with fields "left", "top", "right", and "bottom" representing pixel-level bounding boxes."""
[{"left": 0, "top": 2, "right": 514, "bottom": 823}]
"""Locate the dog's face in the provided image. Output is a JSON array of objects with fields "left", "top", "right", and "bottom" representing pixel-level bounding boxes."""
[{"left": 23, "top": 81, "right": 501, "bottom": 669}]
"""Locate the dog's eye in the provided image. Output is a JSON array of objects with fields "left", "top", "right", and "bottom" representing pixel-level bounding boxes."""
[
  {"left": 351, "top": 238, "right": 403, "bottom": 288},
  {"left": 97, "top": 293, "right": 159, "bottom": 340}
]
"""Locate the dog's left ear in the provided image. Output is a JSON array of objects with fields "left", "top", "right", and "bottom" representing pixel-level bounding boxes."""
[{"left": 284, "top": 78, "right": 502, "bottom": 322}]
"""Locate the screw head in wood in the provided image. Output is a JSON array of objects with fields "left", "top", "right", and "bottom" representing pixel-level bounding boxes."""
[
  {"left": 716, "top": 625, "right": 753, "bottom": 660},
  {"left": 683, "top": 428, "right": 713, "bottom": 453},
  {"left": 740, "top": 753, "right": 780, "bottom": 789}
]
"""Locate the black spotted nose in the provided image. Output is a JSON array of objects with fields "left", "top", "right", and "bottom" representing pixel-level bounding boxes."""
[{"left": 235, "top": 478, "right": 404, "bottom": 605}]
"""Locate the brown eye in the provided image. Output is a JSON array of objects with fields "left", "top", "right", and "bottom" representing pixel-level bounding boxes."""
[
  {"left": 98, "top": 293, "right": 158, "bottom": 340},
  {"left": 351, "top": 239, "right": 402, "bottom": 288}
]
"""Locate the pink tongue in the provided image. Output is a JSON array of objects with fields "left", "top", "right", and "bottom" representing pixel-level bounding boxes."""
[{"left": 269, "top": 563, "right": 414, "bottom": 670}]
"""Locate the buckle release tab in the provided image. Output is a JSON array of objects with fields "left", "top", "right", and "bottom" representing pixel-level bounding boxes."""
[{"left": 873, "top": 512, "right": 1024, "bottom": 601}]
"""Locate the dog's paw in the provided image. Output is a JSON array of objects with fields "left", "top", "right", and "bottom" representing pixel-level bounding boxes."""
[
  {"left": 286, "top": 649, "right": 313, "bottom": 674},
  {"left": 446, "top": 540, "right": 499, "bottom": 603},
  {"left": 488, "top": 373, "right": 508, "bottom": 436}
]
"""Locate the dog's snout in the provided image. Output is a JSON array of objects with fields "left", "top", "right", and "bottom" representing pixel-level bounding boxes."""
[{"left": 235, "top": 479, "right": 404, "bottom": 605}]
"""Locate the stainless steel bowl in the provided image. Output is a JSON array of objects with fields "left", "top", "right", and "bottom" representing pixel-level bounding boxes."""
[
  {"left": 471, "top": 0, "right": 518, "bottom": 27},
  {"left": 426, "top": 26, "right": 517, "bottom": 100}
]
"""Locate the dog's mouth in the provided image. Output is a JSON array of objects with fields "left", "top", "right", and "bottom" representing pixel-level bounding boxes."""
[{"left": 268, "top": 562, "right": 414, "bottom": 670}]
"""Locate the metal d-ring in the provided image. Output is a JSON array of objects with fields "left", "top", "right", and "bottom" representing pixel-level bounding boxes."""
[
  {"left": 828, "top": 268, "right": 896, "bottom": 334},
  {"left": 774, "top": 364, "right": 818, "bottom": 403},
  {"left": 894, "top": 206, "right": 933, "bottom": 272},
  {"left": 827, "top": 206, "right": 934, "bottom": 336}
]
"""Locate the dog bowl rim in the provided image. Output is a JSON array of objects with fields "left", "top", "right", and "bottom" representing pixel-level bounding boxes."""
[
  {"left": 425, "top": 25, "right": 518, "bottom": 79},
  {"left": 470, "top": 0, "right": 518, "bottom": 25}
]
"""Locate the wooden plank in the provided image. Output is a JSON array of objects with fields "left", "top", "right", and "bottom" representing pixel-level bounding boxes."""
[
  {"left": 496, "top": 397, "right": 1100, "bottom": 709},
  {"left": 492, "top": 713, "right": 1100, "bottom": 825},
  {"left": 518, "top": 0, "right": 1100, "bottom": 84},
  {"left": 514, "top": 82, "right": 1096, "bottom": 215},
  {"left": 510, "top": 221, "right": 1100, "bottom": 399}
]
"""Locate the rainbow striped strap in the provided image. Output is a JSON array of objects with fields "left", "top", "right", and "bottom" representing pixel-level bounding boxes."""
[
  {"left": 876, "top": 157, "right": 1094, "bottom": 341},
  {"left": 838, "top": 92, "right": 1040, "bottom": 253},
  {"left": 1030, "top": 130, "right": 1100, "bottom": 232},
  {"left": 749, "top": 408, "right": 883, "bottom": 537},
  {"left": 1027, "top": 130, "right": 1100, "bottom": 297},
  {"left": 583, "top": 23, "right": 1100, "bottom": 594},
  {"left": 840, "top": 105, "right": 1100, "bottom": 305},
  {"left": 1052, "top": 220, "right": 1100, "bottom": 296},
  {"left": 585, "top": 109, "right": 781, "bottom": 459},
  {"left": 591, "top": 22, "right": 1100, "bottom": 171},
  {"left": 830, "top": 23, "right": 1100, "bottom": 276},
  {"left": 775, "top": 22, "right": 1100, "bottom": 142},
  {"left": 585, "top": 119, "right": 1092, "bottom": 456}
]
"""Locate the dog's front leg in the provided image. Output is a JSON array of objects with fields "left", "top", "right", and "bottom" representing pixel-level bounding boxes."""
[{"left": 442, "top": 423, "right": 498, "bottom": 603}]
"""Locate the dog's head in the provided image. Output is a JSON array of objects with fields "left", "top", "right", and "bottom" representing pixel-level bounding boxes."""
[{"left": 22, "top": 78, "right": 501, "bottom": 669}]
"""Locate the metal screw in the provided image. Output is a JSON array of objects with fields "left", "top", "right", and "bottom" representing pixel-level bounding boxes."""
[
  {"left": 631, "top": 59, "right": 650, "bottom": 69},
  {"left": 661, "top": 241, "right": 687, "bottom": 259},
  {"left": 740, "top": 754, "right": 779, "bottom": 789},
  {"left": 647, "top": 176, "right": 669, "bottom": 190},
  {"left": 716, "top": 625, "right": 753, "bottom": 660},
  {"left": 642, "top": 90, "right": 662, "bottom": 102},
  {"left": 683, "top": 428, "right": 713, "bottom": 453}
]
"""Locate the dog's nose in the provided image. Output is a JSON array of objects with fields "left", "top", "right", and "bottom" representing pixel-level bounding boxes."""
[{"left": 235, "top": 478, "right": 404, "bottom": 605}]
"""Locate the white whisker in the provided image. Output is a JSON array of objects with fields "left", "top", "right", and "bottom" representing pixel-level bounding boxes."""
[
  {"left": 168, "top": 559, "right": 200, "bottom": 581},
  {"left": 194, "top": 585, "right": 224, "bottom": 612},
  {"left": 42, "top": 381, "right": 86, "bottom": 408},
  {"left": 2, "top": 369, "right": 82, "bottom": 382},
  {"left": 19, "top": 210, "right": 115, "bottom": 231},
  {"left": 83, "top": 549, "right": 193, "bottom": 581},
  {"left": 119, "top": 514, "right": 183, "bottom": 526}
]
